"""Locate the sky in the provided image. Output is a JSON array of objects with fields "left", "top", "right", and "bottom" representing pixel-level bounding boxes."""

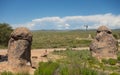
[{"left": 0, "top": 0, "right": 120, "bottom": 30}]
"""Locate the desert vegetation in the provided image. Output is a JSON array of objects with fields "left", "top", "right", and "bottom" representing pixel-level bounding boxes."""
[
  {"left": 0, "top": 24, "right": 120, "bottom": 49},
  {"left": 32, "top": 30, "right": 94, "bottom": 49},
  {"left": 32, "top": 29, "right": 120, "bottom": 49}
]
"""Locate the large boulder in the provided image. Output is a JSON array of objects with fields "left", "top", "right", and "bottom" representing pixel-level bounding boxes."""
[
  {"left": 90, "top": 26, "right": 118, "bottom": 59},
  {"left": 8, "top": 27, "right": 32, "bottom": 67}
]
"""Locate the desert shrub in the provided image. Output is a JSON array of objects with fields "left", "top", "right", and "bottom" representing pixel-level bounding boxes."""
[
  {"left": 117, "top": 56, "right": 120, "bottom": 62},
  {"left": 88, "top": 57, "right": 100, "bottom": 65},
  {"left": 113, "top": 34, "right": 118, "bottom": 39},
  {"left": 117, "top": 51, "right": 120, "bottom": 56},
  {"left": 0, "top": 71, "right": 13, "bottom": 75},
  {"left": 108, "top": 58, "right": 117, "bottom": 65},
  {"left": 34, "top": 61, "right": 59, "bottom": 75},
  {"left": 102, "top": 58, "right": 108, "bottom": 64},
  {"left": 110, "top": 72, "right": 120, "bottom": 75},
  {"left": 117, "top": 51, "right": 120, "bottom": 62}
]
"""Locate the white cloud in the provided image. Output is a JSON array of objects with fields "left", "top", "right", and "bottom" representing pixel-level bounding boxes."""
[{"left": 12, "top": 13, "right": 120, "bottom": 30}]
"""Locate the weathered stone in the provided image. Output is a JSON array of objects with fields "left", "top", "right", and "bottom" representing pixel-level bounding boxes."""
[
  {"left": 8, "top": 27, "right": 32, "bottom": 67},
  {"left": 90, "top": 26, "right": 118, "bottom": 59}
]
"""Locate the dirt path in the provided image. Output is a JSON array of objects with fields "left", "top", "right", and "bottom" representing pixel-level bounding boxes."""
[{"left": 0, "top": 47, "right": 89, "bottom": 55}]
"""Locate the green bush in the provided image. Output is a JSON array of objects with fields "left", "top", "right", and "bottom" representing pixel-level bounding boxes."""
[
  {"left": 88, "top": 57, "right": 100, "bottom": 65},
  {"left": 108, "top": 58, "right": 117, "bottom": 65},
  {"left": 117, "top": 56, "right": 120, "bottom": 61},
  {"left": 110, "top": 72, "right": 120, "bottom": 75},
  {"left": 113, "top": 34, "right": 118, "bottom": 39},
  {"left": 0, "top": 23, "right": 13, "bottom": 46},
  {"left": 102, "top": 58, "right": 108, "bottom": 64}
]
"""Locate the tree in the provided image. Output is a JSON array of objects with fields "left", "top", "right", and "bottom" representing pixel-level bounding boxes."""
[{"left": 0, "top": 23, "right": 13, "bottom": 46}]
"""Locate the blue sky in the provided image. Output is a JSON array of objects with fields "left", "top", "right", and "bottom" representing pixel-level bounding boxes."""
[{"left": 0, "top": 0, "right": 120, "bottom": 30}]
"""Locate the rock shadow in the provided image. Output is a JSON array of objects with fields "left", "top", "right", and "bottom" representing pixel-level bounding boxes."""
[{"left": 0, "top": 54, "right": 8, "bottom": 62}]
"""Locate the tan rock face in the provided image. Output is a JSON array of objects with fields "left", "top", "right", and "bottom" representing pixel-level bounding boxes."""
[
  {"left": 8, "top": 27, "right": 32, "bottom": 67},
  {"left": 90, "top": 26, "right": 118, "bottom": 59}
]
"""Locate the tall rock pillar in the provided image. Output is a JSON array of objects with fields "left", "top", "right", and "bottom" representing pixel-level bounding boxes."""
[{"left": 8, "top": 27, "right": 32, "bottom": 67}]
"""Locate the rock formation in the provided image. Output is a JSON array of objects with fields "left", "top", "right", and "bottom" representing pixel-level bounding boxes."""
[
  {"left": 8, "top": 27, "right": 32, "bottom": 67},
  {"left": 90, "top": 26, "right": 118, "bottom": 59}
]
